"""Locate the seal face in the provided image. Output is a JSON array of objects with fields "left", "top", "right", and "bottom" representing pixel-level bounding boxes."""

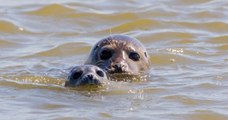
[
  {"left": 65, "top": 65, "right": 108, "bottom": 87},
  {"left": 85, "top": 35, "right": 150, "bottom": 75}
]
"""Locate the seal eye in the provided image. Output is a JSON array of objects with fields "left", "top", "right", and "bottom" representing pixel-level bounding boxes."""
[
  {"left": 96, "top": 70, "right": 104, "bottom": 77},
  {"left": 72, "top": 71, "right": 83, "bottom": 80},
  {"left": 100, "top": 49, "right": 112, "bottom": 60},
  {"left": 129, "top": 52, "right": 140, "bottom": 61}
]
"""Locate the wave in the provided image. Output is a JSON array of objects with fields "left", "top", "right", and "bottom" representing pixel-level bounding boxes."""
[
  {"left": 25, "top": 4, "right": 75, "bottom": 16},
  {"left": 21, "top": 42, "right": 91, "bottom": 58},
  {"left": 150, "top": 53, "right": 209, "bottom": 66},
  {"left": 138, "top": 31, "right": 195, "bottom": 43},
  {"left": 0, "top": 39, "right": 18, "bottom": 47},
  {"left": 0, "top": 79, "right": 65, "bottom": 90},
  {"left": 217, "top": 44, "right": 228, "bottom": 51},
  {"left": 168, "top": 21, "right": 228, "bottom": 33},
  {"left": 0, "top": 20, "right": 26, "bottom": 33},
  {"left": 208, "top": 36, "right": 228, "bottom": 44}
]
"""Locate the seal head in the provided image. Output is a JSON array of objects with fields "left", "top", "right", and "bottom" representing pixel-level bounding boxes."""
[
  {"left": 85, "top": 35, "right": 150, "bottom": 75},
  {"left": 65, "top": 65, "right": 108, "bottom": 87}
]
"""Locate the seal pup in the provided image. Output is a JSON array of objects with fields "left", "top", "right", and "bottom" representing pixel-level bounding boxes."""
[
  {"left": 85, "top": 35, "right": 150, "bottom": 76},
  {"left": 65, "top": 65, "right": 108, "bottom": 87}
]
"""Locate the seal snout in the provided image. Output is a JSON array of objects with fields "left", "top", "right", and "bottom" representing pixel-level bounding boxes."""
[
  {"left": 80, "top": 74, "right": 101, "bottom": 85},
  {"left": 111, "top": 63, "right": 127, "bottom": 73}
]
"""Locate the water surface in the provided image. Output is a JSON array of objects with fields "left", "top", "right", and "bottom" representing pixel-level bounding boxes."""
[{"left": 0, "top": 0, "right": 228, "bottom": 120}]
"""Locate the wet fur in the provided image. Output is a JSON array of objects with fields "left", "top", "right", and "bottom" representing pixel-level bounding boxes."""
[{"left": 85, "top": 35, "right": 150, "bottom": 75}]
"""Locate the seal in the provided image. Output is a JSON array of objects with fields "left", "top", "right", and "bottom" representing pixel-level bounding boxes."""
[
  {"left": 85, "top": 35, "right": 150, "bottom": 75},
  {"left": 65, "top": 65, "right": 108, "bottom": 87}
]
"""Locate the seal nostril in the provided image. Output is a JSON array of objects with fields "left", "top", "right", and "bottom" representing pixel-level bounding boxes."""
[
  {"left": 96, "top": 70, "right": 104, "bottom": 77},
  {"left": 115, "top": 64, "right": 121, "bottom": 68},
  {"left": 87, "top": 74, "right": 93, "bottom": 79},
  {"left": 72, "top": 71, "right": 83, "bottom": 80},
  {"left": 114, "top": 64, "right": 123, "bottom": 72}
]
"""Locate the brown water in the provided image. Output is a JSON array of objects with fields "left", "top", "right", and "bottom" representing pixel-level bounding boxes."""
[{"left": 0, "top": 0, "right": 228, "bottom": 120}]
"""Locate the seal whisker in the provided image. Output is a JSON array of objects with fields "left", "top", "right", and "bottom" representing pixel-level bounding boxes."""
[
  {"left": 109, "top": 28, "right": 113, "bottom": 40},
  {"left": 96, "top": 60, "right": 104, "bottom": 67}
]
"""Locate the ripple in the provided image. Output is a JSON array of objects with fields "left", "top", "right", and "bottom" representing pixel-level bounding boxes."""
[
  {"left": 0, "top": 79, "right": 65, "bottom": 90},
  {"left": 69, "top": 12, "right": 138, "bottom": 20},
  {"left": 22, "top": 42, "right": 91, "bottom": 58},
  {"left": 110, "top": 19, "right": 160, "bottom": 33},
  {"left": 173, "top": 0, "right": 213, "bottom": 5},
  {"left": 188, "top": 110, "right": 228, "bottom": 120},
  {"left": 138, "top": 31, "right": 195, "bottom": 44},
  {"left": 197, "top": 83, "right": 219, "bottom": 89},
  {"left": 87, "top": 19, "right": 161, "bottom": 36},
  {"left": 1, "top": 74, "right": 65, "bottom": 86},
  {"left": 208, "top": 36, "right": 228, "bottom": 44},
  {"left": 0, "top": 20, "right": 26, "bottom": 33},
  {"left": 188, "top": 11, "right": 223, "bottom": 19},
  {"left": 169, "top": 21, "right": 228, "bottom": 33},
  {"left": 141, "top": 87, "right": 166, "bottom": 94},
  {"left": 163, "top": 95, "right": 214, "bottom": 105},
  {"left": 150, "top": 53, "right": 207, "bottom": 65},
  {"left": 99, "top": 112, "right": 113, "bottom": 118},
  {"left": 38, "top": 103, "right": 69, "bottom": 110},
  {"left": 171, "top": 39, "right": 196, "bottom": 44},
  {"left": 216, "top": 44, "right": 228, "bottom": 51},
  {"left": 26, "top": 4, "right": 75, "bottom": 16},
  {"left": 0, "top": 39, "right": 18, "bottom": 47},
  {"left": 180, "top": 48, "right": 216, "bottom": 58}
]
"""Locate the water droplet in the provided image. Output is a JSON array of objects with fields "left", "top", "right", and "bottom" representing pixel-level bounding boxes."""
[
  {"left": 128, "top": 89, "right": 136, "bottom": 94},
  {"left": 170, "top": 58, "right": 175, "bottom": 62},
  {"left": 129, "top": 107, "right": 134, "bottom": 111},
  {"left": 18, "top": 27, "right": 24, "bottom": 31},
  {"left": 166, "top": 48, "right": 184, "bottom": 54}
]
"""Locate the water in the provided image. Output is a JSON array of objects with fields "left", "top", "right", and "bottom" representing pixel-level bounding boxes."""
[{"left": 0, "top": 0, "right": 228, "bottom": 119}]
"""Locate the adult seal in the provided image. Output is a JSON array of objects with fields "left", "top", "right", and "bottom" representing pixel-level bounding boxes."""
[
  {"left": 65, "top": 65, "right": 108, "bottom": 87},
  {"left": 85, "top": 35, "right": 150, "bottom": 75}
]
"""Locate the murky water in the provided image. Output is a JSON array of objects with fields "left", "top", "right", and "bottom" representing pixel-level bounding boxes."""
[{"left": 0, "top": 0, "right": 228, "bottom": 119}]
